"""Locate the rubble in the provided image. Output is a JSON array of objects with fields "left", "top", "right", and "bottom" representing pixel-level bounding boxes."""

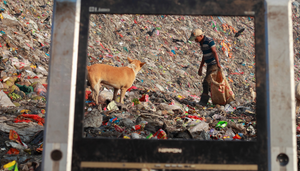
[{"left": 0, "top": 0, "right": 299, "bottom": 170}]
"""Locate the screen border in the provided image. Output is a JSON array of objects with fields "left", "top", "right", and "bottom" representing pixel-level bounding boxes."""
[{"left": 72, "top": 0, "right": 267, "bottom": 170}]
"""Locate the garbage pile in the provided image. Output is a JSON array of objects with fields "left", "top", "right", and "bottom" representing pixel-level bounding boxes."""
[
  {"left": 293, "top": 1, "right": 300, "bottom": 83},
  {"left": 84, "top": 88, "right": 256, "bottom": 141},
  {"left": 292, "top": 1, "right": 300, "bottom": 165},
  {"left": 0, "top": 0, "right": 299, "bottom": 170},
  {"left": 0, "top": 0, "right": 52, "bottom": 170},
  {"left": 83, "top": 13, "right": 256, "bottom": 141},
  {"left": 87, "top": 14, "right": 256, "bottom": 101}
]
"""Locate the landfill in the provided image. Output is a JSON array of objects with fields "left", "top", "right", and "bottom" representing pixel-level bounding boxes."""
[
  {"left": 0, "top": 0, "right": 298, "bottom": 170},
  {"left": 84, "top": 13, "right": 256, "bottom": 141}
]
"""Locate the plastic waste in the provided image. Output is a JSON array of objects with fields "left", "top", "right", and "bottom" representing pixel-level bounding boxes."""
[
  {"left": 9, "top": 130, "right": 24, "bottom": 145},
  {"left": 216, "top": 121, "right": 228, "bottom": 129},
  {"left": 146, "top": 133, "right": 153, "bottom": 139},
  {"left": 107, "top": 101, "right": 118, "bottom": 111},
  {"left": 190, "top": 121, "right": 209, "bottom": 133},
  {"left": 99, "top": 88, "right": 113, "bottom": 101},
  {"left": 114, "top": 124, "right": 124, "bottom": 132},
  {"left": 224, "top": 104, "right": 235, "bottom": 113},
  {"left": 139, "top": 121, "right": 148, "bottom": 129},
  {"left": 132, "top": 125, "right": 142, "bottom": 131},
  {"left": 7, "top": 148, "right": 20, "bottom": 155},
  {"left": 131, "top": 132, "right": 141, "bottom": 139},
  {"left": 0, "top": 90, "right": 15, "bottom": 107},
  {"left": 25, "top": 70, "right": 37, "bottom": 77},
  {"left": 225, "top": 128, "right": 235, "bottom": 138},
  {"left": 36, "top": 65, "right": 48, "bottom": 75},
  {"left": 247, "top": 125, "right": 256, "bottom": 136},
  {"left": 153, "top": 129, "right": 167, "bottom": 139},
  {"left": 27, "top": 92, "right": 38, "bottom": 98},
  {"left": 5, "top": 141, "right": 26, "bottom": 150},
  {"left": 33, "top": 82, "right": 47, "bottom": 97},
  {"left": 3, "top": 160, "right": 18, "bottom": 171}
]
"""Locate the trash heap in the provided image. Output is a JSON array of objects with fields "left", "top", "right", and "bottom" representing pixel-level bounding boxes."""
[
  {"left": 292, "top": 1, "right": 300, "bottom": 164},
  {"left": 293, "top": 1, "right": 300, "bottom": 82},
  {"left": 0, "top": 0, "right": 52, "bottom": 170},
  {"left": 88, "top": 14, "right": 256, "bottom": 102},
  {"left": 84, "top": 13, "right": 257, "bottom": 141},
  {"left": 0, "top": 0, "right": 299, "bottom": 170},
  {"left": 84, "top": 88, "right": 256, "bottom": 141}
]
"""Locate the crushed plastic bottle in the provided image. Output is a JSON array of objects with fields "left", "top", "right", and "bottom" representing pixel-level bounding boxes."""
[{"left": 216, "top": 121, "right": 228, "bottom": 129}]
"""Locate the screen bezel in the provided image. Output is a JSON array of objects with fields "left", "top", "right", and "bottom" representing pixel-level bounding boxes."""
[{"left": 72, "top": 0, "right": 267, "bottom": 170}]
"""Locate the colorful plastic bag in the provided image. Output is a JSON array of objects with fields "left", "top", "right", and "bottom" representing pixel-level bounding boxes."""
[{"left": 3, "top": 160, "right": 18, "bottom": 171}]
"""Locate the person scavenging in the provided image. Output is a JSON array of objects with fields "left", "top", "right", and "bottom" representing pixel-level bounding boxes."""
[{"left": 189, "top": 29, "right": 221, "bottom": 106}]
